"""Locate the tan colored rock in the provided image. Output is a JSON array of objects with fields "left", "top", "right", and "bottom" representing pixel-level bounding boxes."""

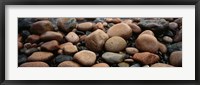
[
  {"left": 92, "top": 63, "right": 109, "bottom": 67},
  {"left": 27, "top": 52, "right": 53, "bottom": 61},
  {"left": 140, "top": 30, "right": 154, "bottom": 36},
  {"left": 93, "top": 22, "right": 105, "bottom": 31},
  {"left": 41, "top": 40, "right": 59, "bottom": 51},
  {"left": 125, "top": 47, "right": 139, "bottom": 55},
  {"left": 151, "top": 63, "right": 174, "bottom": 67},
  {"left": 85, "top": 29, "right": 109, "bottom": 51},
  {"left": 74, "top": 50, "right": 96, "bottom": 66},
  {"left": 20, "top": 62, "right": 49, "bottom": 67},
  {"left": 40, "top": 31, "right": 63, "bottom": 42},
  {"left": 135, "top": 34, "right": 159, "bottom": 53},
  {"left": 170, "top": 51, "right": 182, "bottom": 67},
  {"left": 65, "top": 32, "right": 79, "bottom": 43},
  {"left": 30, "top": 20, "right": 53, "bottom": 34},
  {"left": 129, "top": 23, "right": 142, "bottom": 33},
  {"left": 58, "top": 61, "right": 80, "bottom": 67},
  {"left": 158, "top": 42, "right": 167, "bottom": 53},
  {"left": 105, "top": 36, "right": 127, "bottom": 52},
  {"left": 57, "top": 18, "right": 77, "bottom": 33},
  {"left": 63, "top": 42, "right": 78, "bottom": 54},
  {"left": 118, "top": 62, "right": 129, "bottom": 67},
  {"left": 77, "top": 22, "right": 93, "bottom": 31},
  {"left": 26, "top": 35, "right": 40, "bottom": 43},
  {"left": 18, "top": 42, "right": 23, "bottom": 49},
  {"left": 132, "top": 52, "right": 160, "bottom": 65},
  {"left": 107, "top": 23, "right": 132, "bottom": 39},
  {"left": 163, "top": 36, "right": 173, "bottom": 43}
]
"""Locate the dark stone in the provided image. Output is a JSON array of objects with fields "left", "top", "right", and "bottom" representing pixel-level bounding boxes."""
[
  {"left": 93, "top": 18, "right": 105, "bottom": 23},
  {"left": 75, "top": 30, "right": 85, "bottom": 35},
  {"left": 21, "top": 30, "right": 31, "bottom": 39},
  {"left": 86, "top": 31, "right": 92, "bottom": 35},
  {"left": 167, "top": 42, "right": 182, "bottom": 53},
  {"left": 18, "top": 18, "right": 35, "bottom": 32},
  {"left": 164, "top": 30, "right": 174, "bottom": 37},
  {"left": 49, "top": 18, "right": 59, "bottom": 31},
  {"left": 55, "top": 55, "right": 73, "bottom": 64},
  {"left": 18, "top": 54, "right": 27, "bottom": 65},
  {"left": 131, "top": 63, "right": 141, "bottom": 67},
  {"left": 24, "top": 48, "right": 38, "bottom": 55}
]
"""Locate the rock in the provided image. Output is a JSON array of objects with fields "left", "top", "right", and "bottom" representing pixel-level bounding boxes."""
[
  {"left": 77, "top": 22, "right": 93, "bottom": 31},
  {"left": 21, "top": 30, "right": 30, "bottom": 39},
  {"left": 125, "top": 47, "right": 139, "bottom": 55},
  {"left": 103, "top": 22, "right": 108, "bottom": 27},
  {"left": 41, "top": 40, "right": 59, "bottom": 51},
  {"left": 18, "top": 34, "right": 22, "bottom": 42},
  {"left": 124, "top": 59, "right": 134, "bottom": 63},
  {"left": 79, "top": 35, "right": 87, "bottom": 41},
  {"left": 132, "top": 52, "right": 160, "bottom": 65},
  {"left": 63, "top": 42, "right": 78, "bottom": 54},
  {"left": 130, "top": 63, "right": 141, "bottom": 67},
  {"left": 26, "top": 35, "right": 40, "bottom": 43},
  {"left": 24, "top": 43, "right": 32, "bottom": 49},
  {"left": 74, "top": 50, "right": 96, "bottom": 66},
  {"left": 169, "top": 51, "right": 182, "bottom": 67},
  {"left": 105, "top": 18, "right": 121, "bottom": 23},
  {"left": 65, "top": 32, "right": 79, "bottom": 43},
  {"left": 18, "top": 54, "right": 27, "bottom": 64},
  {"left": 164, "top": 18, "right": 174, "bottom": 22},
  {"left": 85, "top": 29, "right": 109, "bottom": 51},
  {"left": 122, "top": 19, "right": 133, "bottom": 25},
  {"left": 135, "top": 34, "right": 159, "bottom": 53},
  {"left": 107, "top": 23, "right": 132, "bottom": 39},
  {"left": 169, "top": 22, "right": 178, "bottom": 30},
  {"left": 92, "top": 63, "right": 109, "bottom": 67},
  {"left": 93, "top": 22, "right": 105, "bottom": 31},
  {"left": 27, "top": 52, "right": 54, "bottom": 61},
  {"left": 55, "top": 55, "right": 73, "bottom": 64},
  {"left": 57, "top": 18, "right": 77, "bottom": 33},
  {"left": 174, "top": 29, "right": 182, "bottom": 42},
  {"left": 30, "top": 20, "right": 53, "bottom": 34},
  {"left": 105, "top": 36, "right": 127, "bottom": 52},
  {"left": 158, "top": 42, "right": 167, "bottom": 53},
  {"left": 128, "top": 23, "right": 142, "bottom": 33},
  {"left": 174, "top": 18, "right": 182, "bottom": 26},
  {"left": 140, "top": 30, "right": 154, "bottom": 36},
  {"left": 151, "top": 63, "right": 174, "bottom": 67},
  {"left": 102, "top": 52, "right": 125, "bottom": 64},
  {"left": 20, "top": 62, "right": 49, "bottom": 67},
  {"left": 58, "top": 61, "right": 80, "bottom": 67},
  {"left": 118, "top": 62, "right": 129, "bottom": 67},
  {"left": 18, "top": 18, "right": 34, "bottom": 31},
  {"left": 40, "top": 31, "right": 63, "bottom": 42},
  {"left": 163, "top": 36, "right": 173, "bottom": 43},
  {"left": 24, "top": 48, "right": 39, "bottom": 55},
  {"left": 18, "top": 42, "right": 23, "bottom": 49},
  {"left": 167, "top": 42, "right": 182, "bottom": 53}
]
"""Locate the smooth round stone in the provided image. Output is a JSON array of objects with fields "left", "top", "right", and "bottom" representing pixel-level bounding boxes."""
[
  {"left": 163, "top": 36, "right": 173, "bottom": 43},
  {"left": 105, "top": 36, "right": 127, "bottom": 52},
  {"left": 102, "top": 52, "right": 125, "bottom": 64},
  {"left": 55, "top": 55, "right": 73, "bottom": 64},
  {"left": 122, "top": 19, "right": 133, "bottom": 25},
  {"left": 26, "top": 35, "right": 40, "bottom": 43},
  {"left": 77, "top": 22, "right": 93, "bottom": 31},
  {"left": 140, "top": 30, "right": 154, "bottom": 36},
  {"left": 107, "top": 23, "right": 132, "bottom": 39},
  {"left": 40, "top": 31, "right": 63, "bottom": 42},
  {"left": 85, "top": 29, "right": 109, "bottom": 51},
  {"left": 20, "top": 62, "right": 49, "bottom": 67},
  {"left": 92, "top": 63, "right": 110, "bottom": 67},
  {"left": 174, "top": 29, "right": 182, "bottom": 42},
  {"left": 58, "top": 61, "right": 80, "bottom": 67},
  {"left": 151, "top": 63, "right": 174, "bottom": 67},
  {"left": 18, "top": 42, "right": 23, "bottom": 49},
  {"left": 73, "top": 50, "right": 96, "bottom": 66},
  {"left": 169, "top": 22, "right": 178, "bottom": 30},
  {"left": 57, "top": 18, "right": 77, "bottom": 33},
  {"left": 27, "top": 52, "right": 54, "bottom": 61},
  {"left": 125, "top": 47, "right": 139, "bottom": 55},
  {"left": 158, "top": 42, "right": 167, "bottom": 53},
  {"left": 170, "top": 51, "right": 182, "bottom": 67},
  {"left": 24, "top": 48, "right": 39, "bottom": 55},
  {"left": 132, "top": 52, "right": 160, "bottom": 65},
  {"left": 93, "top": 22, "right": 105, "bottom": 31},
  {"left": 41, "top": 40, "right": 59, "bottom": 51},
  {"left": 18, "top": 54, "right": 27, "bottom": 64},
  {"left": 135, "top": 34, "right": 159, "bottom": 53},
  {"left": 131, "top": 63, "right": 141, "bottom": 67},
  {"left": 65, "top": 32, "right": 79, "bottom": 43},
  {"left": 103, "top": 22, "right": 108, "bottom": 27},
  {"left": 124, "top": 59, "right": 134, "bottom": 63},
  {"left": 118, "top": 62, "right": 129, "bottom": 67},
  {"left": 30, "top": 20, "right": 53, "bottom": 34},
  {"left": 63, "top": 42, "right": 78, "bottom": 54},
  {"left": 128, "top": 23, "right": 142, "bottom": 33}
]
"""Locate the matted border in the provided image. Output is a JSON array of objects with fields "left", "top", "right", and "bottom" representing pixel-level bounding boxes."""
[{"left": 0, "top": 0, "right": 199, "bottom": 85}]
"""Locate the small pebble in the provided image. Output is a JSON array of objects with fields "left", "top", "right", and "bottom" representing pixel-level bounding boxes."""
[
  {"left": 41, "top": 40, "right": 59, "bottom": 51},
  {"left": 132, "top": 52, "right": 160, "bottom": 65},
  {"left": 65, "top": 32, "right": 79, "bottom": 44},
  {"left": 20, "top": 62, "right": 49, "bottom": 67},
  {"left": 77, "top": 22, "right": 93, "bottom": 31},
  {"left": 73, "top": 50, "right": 96, "bottom": 66},
  {"left": 125, "top": 47, "right": 139, "bottom": 55},
  {"left": 40, "top": 31, "right": 63, "bottom": 42},
  {"left": 163, "top": 36, "right": 173, "bottom": 43},
  {"left": 118, "top": 62, "right": 129, "bottom": 67},
  {"left": 92, "top": 63, "right": 109, "bottom": 67},
  {"left": 63, "top": 42, "right": 78, "bottom": 54},
  {"left": 102, "top": 52, "right": 125, "bottom": 64},
  {"left": 58, "top": 61, "right": 80, "bottom": 67},
  {"left": 170, "top": 51, "right": 182, "bottom": 67},
  {"left": 27, "top": 52, "right": 54, "bottom": 61},
  {"left": 105, "top": 36, "right": 127, "bottom": 52}
]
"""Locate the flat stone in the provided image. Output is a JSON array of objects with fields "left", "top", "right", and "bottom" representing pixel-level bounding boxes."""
[
  {"left": 54, "top": 54, "right": 73, "bottom": 64},
  {"left": 132, "top": 52, "right": 160, "bottom": 65},
  {"left": 30, "top": 20, "right": 53, "bottom": 34},
  {"left": 125, "top": 47, "right": 139, "bottom": 55},
  {"left": 92, "top": 63, "right": 110, "bottom": 67},
  {"left": 151, "top": 63, "right": 174, "bottom": 67},
  {"left": 169, "top": 51, "right": 182, "bottom": 67},
  {"left": 58, "top": 61, "right": 80, "bottom": 67},
  {"left": 41, "top": 40, "right": 59, "bottom": 51},
  {"left": 27, "top": 52, "right": 53, "bottom": 61},
  {"left": 40, "top": 31, "right": 63, "bottom": 42},
  {"left": 26, "top": 35, "right": 40, "bottom": 43},
  {"left": 77, "top": 22, "right": 93, "bottom": 31},
  {"left": 57, "top": 18, "right": 77, "bottom": 33},
  {"left": 20, "top": 62, "right": 49, "bottom": 67},
  {"left": 102, "top": 52, "right": 125, "bottom": 64},
  {"left": 118, "top": 62, "right": 129, "bottom": 67},
  {"left": 73, "top": 50, "right": 96, "bottom": 66}
]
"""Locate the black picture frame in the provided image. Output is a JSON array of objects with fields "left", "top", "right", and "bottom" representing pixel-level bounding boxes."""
[{"left": 0, "top": 0, "right": 199, "bottom": 85}]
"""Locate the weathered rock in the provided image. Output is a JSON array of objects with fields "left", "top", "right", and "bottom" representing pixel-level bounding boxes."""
[
  {"left": 169, "top": 22, "right": 178, "bottom": 30},
  {"left": 77, "top": 22, "right": 93, "bottom": 31},
  {"left": 18, "top": 54, "right": 27, "bottom": 64},
  {"left": 27, "top": 52, "right": 54, "bottom": 61},
  {"left": 30, "top": 20, "right": 53, "bottom": 34},
  {"left": 102, "top": 52, "right": 125, "bottom": 64},
  {"left": 40, "top": 31, "right": 63, "bottom": 42},
  {"left": 74, "top": 50, "right": 96, "bottom": 66},
  {"left": 107, "top": 23, "right": 132, "bottom": 39},
  {"left": 124, "top": 59, "right": 134, "bottom": 63},
  {"left": 65, "top": 32, "right": 79, "bottom": 43},
  {"left": 58, "top": 61, "right": 80, "bottom": 67},
  {"left": 92, "top": 63, "right": 109, "bottom": 67},
  {"left": 18, "top": 42, "right": 23, "bottom": 49},
  {"left": 125, "top": 47, "right": 139, "bottom": 55},
  {"left": 20, "top": 62, "right": 49, "bottom": 67},
  {"left": 118, "top": 62, "right": 129, "bottom": 67},
  {"left": 174, "top": 29, "right": 182, "bottom": 42},
  {"left": 163, "top": 36, "right": 173, "bottom": 43},
  {"left": 128, "top": 23, "right": 142, "bottom": 33},
  {"left": 140, "top": 30, "right": 154, "bottom": 36},
  {"left": 24, "top": 43, "right": 32, "bottom": 49},
  {"left": 24, "top": 48, "right": 39, "bottom": 55},
  {"left": 170, "top": 51, "right": 182, "bottom": 67},
  {"left": 167, "top": 42, "right": 182, "bottom": 53},
  {"left": 132, "top": 52, "right": 160, "bottom": 65},
  {"left": 151, "top": 63, "right": 174, "bottom": 67},
  {"left": 26, "top": 35, "right": 40, "bottom": 43},
  {"left": 57, "top": 18, "right": 77, "bottom": 33},
  {"left": 85, "top": 29, "right": 109, "bottom": 51},
  {"left": 105, "top": 36, "right": 127, "bottom": 52},
  {"left": 41, "top": 40, "right": 59, "bottom": 51},
  {"left": 93, "top": 22, "right": 105, "bottom": 31},
  {"left": 63, "top": 42, "right": 78, "bottom": 54},
  {"left": 55, "top": 55, "right": 73, "bottom": 64},
  {"left": 158, "top": 42, "right": 167, "bottom": 53}
]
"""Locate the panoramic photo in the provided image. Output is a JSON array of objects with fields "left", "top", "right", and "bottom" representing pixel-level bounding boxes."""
[{"left": 18, "top": 18, "right": 182, "bottom": 67}]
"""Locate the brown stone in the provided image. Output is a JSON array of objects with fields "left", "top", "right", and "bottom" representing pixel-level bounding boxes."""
[
  {"left": 140, "top": 30, "right": 154, "bottom": 36},
  {"left": 77, "top": 22, "right": 93, "bottom": 31},
  {"left": 163, "top": 36, "right": 173, "bottom": 43},
  {"left": 41, "top": 40, "right": 59, "bottom": 51},
  {"left": 58, "top": 61, "right": 81, "bottom": 67},
  {"left": 18, "top": 42, "right": 23, "bottom": 49},
  {"left": 170, "top": 51, "right": 182, "bottom": 67},
  {"left": 63, "top": 42, "right": 78, "bottom": 54},
  {"left": 40, "top": 31, "right": 63, "bottom": 42},
  {"left": 125, "top": 47, "right": 139, "bottom": 55},
  {"left": 20, "top": 62, "right": 49, "bottom": 67},
  {"left": 26, "top": 35, "right": 40, "bottom": 43},
  {"left": 129, "top": 23, "right": 142, "bottom": 33},
  {"left": 65, "top": 32, "right": 79, "bottom": 43},
  {"left": 27, "top": 52, "right": 53, "bottom": 61},
  {"left": 132, "top": 52, "right": 160, "bottom": 65},
  {"left": 30, "top": 20, "right": 53, "bottom": 34},
  {"left": 105, "top": 36, "right": 127, "bottom": 52},
  {"left": 158, "top": 42, "right": 167, "bottom": 53},
  {"left": 92, "top": 63, "right": 109, "bottom": 67},
  {"left": 74, "top": 50, "right": 96, "bottom": 66},
  {"left": 57, "top": 18, "right": 77, "bottom": 33},
  {"left": 174, "top": 29, "right": 182, "bottom": 42},
  {"left": 93, "top": 22, "right": 105, "bottom": 31},
  {"left": 151, "top": 63, "right": 174, "bottom": 67}
]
